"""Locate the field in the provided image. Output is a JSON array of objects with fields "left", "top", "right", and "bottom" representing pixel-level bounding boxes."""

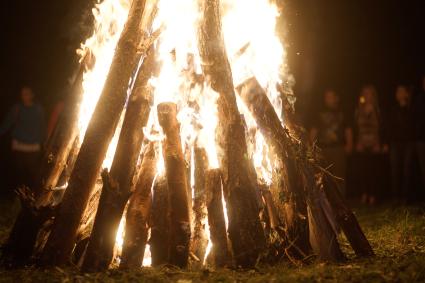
[{"left": 0, "top": 199, "right": 424, "bottom": 283}]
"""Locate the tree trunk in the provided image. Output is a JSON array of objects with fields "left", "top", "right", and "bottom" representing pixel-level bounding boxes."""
[
  {"left": 205, "top": 169, "right": 230, "bottom": 268},
  {"left": 236, "top": 77, "right": 310, "bottom": 258},
  {"left": 190, "top": 147, "right": 209, "bottom": 267},
  {"left": 120, "top": 142, "right": 157, "bottom": 269},
  {"left": 39, "top": 0, "right": 148, "bottom": 266},
  {"left": 157, "top": 102, "right": 191, "bottom": 268},
  {"left": 198, "top": 0, "right": 265, "bottom": 268},
  {"left": 82, "top": 45, "right": 155, "bottom": 272},
  {"left": 322, "top": 174, "right": 374, "bottom": 257},
  {"left": 150, "top": 175, "right": 169, "bottom": 267}
]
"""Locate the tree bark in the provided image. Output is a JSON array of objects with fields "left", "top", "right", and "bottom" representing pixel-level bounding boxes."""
[
  {"left": 82, "top": 45, "right": 155, "bottom": 272},
  {"left": 157, "top": 102, "right": 191, "bottom": 268},
  {"left": 150, "top": 175, "right": 169, "bottom": 267},
  {"left": 302, "top": 166, "right": 346, "bottom": 262},
  {"left": 322, "top": 174, "right": 374, "bottom": 257},
  {"left": 120, "top": 142, "right": 157, "bottom": 269},
  {"left": 198, "top": 0, "right": 265, "bottom": 268},
  {"left": 36, "top": 52, "right": 91, "bottom": 206},
  {"left": 236, "top": 77, "right": 310, "bottom": 258},
  {"left": 205, "top": 169, "right": 230, "bottom": 268},
  {"left": 190, "top": 147, "right": 209, "bottom": 267},
  {"left": 39, "top": 0, "right": 148, "bottom": 266}
]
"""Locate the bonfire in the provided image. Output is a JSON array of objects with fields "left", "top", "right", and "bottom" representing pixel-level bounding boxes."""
[{"left": 1, "top": 0, "right": 373, "bottom": 272}]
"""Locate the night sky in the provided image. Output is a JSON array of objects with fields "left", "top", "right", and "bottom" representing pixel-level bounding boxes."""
[{"left": 1, "top": 0, "right": 424, "bottom": 122}]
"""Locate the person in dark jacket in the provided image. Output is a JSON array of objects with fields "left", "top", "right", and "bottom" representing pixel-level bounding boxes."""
[
  {"left": 0, "top": 86, "right": 46, "bottom": 191},
  {"left": 389, "top": 85, "right": 414, "bottom": 202},
  {"left": 310, "top": 89, "right": 353, "bottom": 195}
]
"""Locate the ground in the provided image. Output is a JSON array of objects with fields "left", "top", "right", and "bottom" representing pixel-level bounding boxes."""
[{"left": 0, "top": 199, "right": 424, "bottom": 283}]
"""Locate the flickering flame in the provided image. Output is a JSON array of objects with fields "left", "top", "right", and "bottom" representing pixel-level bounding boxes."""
[{"left": 76, "top": 0, "right": 290, "bottom": 268}]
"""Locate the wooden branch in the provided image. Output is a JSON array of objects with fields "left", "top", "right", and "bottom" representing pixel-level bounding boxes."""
[
  {"left": 120, "top": 142, "right": 157, "bottom": 269},
  {"left": 150, "top": 175, "right": 169, "bottom": 267},
  {"left": 40, "top": 0, "right": 149, "bottom": 266},
  {"left": 190, "top": 147, "right": 209, "bottom": 267},
  {"left": 236, "top": 77, "right": 310, "bottom": 258},
  {"left": 82, "top": 44, "right": 155, "bottom": 273},
  {"left": 198, "top": 0, "right": 265, "bottom": 268},
  {"left": 157, "top": 102, "right": 191, "bottom": 268},
  {"left": 205, "top": 169, "right": 231, "bottom": 268}
]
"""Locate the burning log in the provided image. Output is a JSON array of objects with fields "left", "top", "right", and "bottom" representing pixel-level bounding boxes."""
[
  {"left": 157, "top": 102, "right": 191, "bottom": 268},
  {"left": 190, "top": 147, "right": 209, "bottom": 267},
  {"left": 39, "top": 0, "right": 149, "bottom": 266},
  {"left": 198, "top": 0, "right": 265, "bottom": 268},
  {"left": 120, "top": 142, "right": 157, "bottom": 269},
  {"left": 236, "top": 77, "right": 349, "bottom": 262},
  {"left": 236, "top": 77, "right": 310, "bottom": 258},
  {"left": 36, "top": 52, "right": 92, "bottom": 206},
  {"left": 205, "top": 169, "right": 231, "bottom": 268},
  {"left": 82, "top": 45, "right": 155, "bottom": 272},
  {"left": 150, "top": 175, "right": 169, "bottom": 266}
]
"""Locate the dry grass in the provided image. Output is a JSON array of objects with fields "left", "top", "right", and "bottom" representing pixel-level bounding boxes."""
[{"left": 0, "top": 199, "right": 424, "bottom": 283}]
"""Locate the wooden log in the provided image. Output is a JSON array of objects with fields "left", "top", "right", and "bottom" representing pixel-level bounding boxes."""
[
  {"left": 205, "top": 169, "right": 230, "bottom": 268},
  {"left": 39, "top": 0, "right": 148, "bottom": 266},
  {"left": 198, "top": 0, "right": 265, "bottom": 268},
  {"left": 0, "top": 188, "right": 55, "bottom": 268},
  {"left": 82, "top": 45, "right": 155, "bottom": 273},
  {"left": 150, "top": 175, "right": 169, "bottom": 267},
  {"left": 236, "top": 77, "right": 347, "bottom": 262},
  {"left": 120, "top": 142, "right": 157, "bottom": 269},
  {"left": 278, "top": 80, "right": 374, "bottom": 258},
  {"left": 322, "top": 174, "right": 374, "bottom": 257},
  {"left": 190, "top": 147, "right": 209, "bottom": 267},
  {"left": 236, "top": 77, "right": 310, "bottom": 258},
  {"left": 302, "top": 166, "right": 345, "bottom": 262},
  {"left": 157, "top": 102, "right": 191, "bottom": 268},
  {"left": 36, "top": 52, "right": 92, "bottom": 206}
]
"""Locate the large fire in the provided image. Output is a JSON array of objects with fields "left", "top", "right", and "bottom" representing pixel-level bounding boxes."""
[{"left": 77, "top": 0, "right": 291, "bottom": 267}]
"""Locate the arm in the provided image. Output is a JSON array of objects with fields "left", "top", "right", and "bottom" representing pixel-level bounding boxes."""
[{"left": 0, "top": 105, "right": 17, "bottom": 136}]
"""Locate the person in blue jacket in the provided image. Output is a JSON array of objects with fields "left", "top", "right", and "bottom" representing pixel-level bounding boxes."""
[{"left": 0, "top": 86, "right": 46, "bottom": 191}]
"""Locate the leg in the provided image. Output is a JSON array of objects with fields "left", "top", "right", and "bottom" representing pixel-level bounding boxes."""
[{"left": 416, "top": 142, "right": 425, "bottom": 189}]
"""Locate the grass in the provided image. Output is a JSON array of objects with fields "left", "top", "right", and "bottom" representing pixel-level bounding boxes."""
[{"left": 0, "top": 199, "right": 424, "bottom": 282}]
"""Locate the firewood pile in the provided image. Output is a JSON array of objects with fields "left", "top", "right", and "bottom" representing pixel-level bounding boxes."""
[{"left": 1, "top": 0, "right": 373, "bottom": 272}]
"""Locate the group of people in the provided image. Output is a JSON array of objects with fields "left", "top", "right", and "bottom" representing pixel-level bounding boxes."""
[
  {"left": 310, "top": 75, "right": 425, "bottom": 204},
  {"left": 1, "top": 76, "right": 425, "bottom": 205}
]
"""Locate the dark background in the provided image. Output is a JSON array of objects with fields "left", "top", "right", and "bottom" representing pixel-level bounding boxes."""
[{"left": 0, "top": 0, "right": 424, "bottom": 122}]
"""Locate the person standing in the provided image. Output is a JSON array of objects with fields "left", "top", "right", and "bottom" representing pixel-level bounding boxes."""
[
  {"left": 389, "top": 85, "right": 414, "bottom": 202},
  {"left": 0, "top": 86, "right": 46, "bottom": 192},
  {"left": 354, "top": 85, "right": 387, "bottom": 205},
  {"left": 310, "top": 89, "right": 353, "bottom": 195}
]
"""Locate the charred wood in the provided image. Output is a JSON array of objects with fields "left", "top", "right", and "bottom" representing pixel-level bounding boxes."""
[
  {"left": 40, "top": 0, "right": 148, "bottom": 266},
  {"left": 157, "top": 102, "right": 191, "bottom": 268},
  {"left": 120, "top": 142, "right": 157, "bottom": 269},
  {"left": 198, "top": 0, "right": 265, "bottom": 268},
  {"left": 82, "top": 45, "right": 155, "bottom": 272}
]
